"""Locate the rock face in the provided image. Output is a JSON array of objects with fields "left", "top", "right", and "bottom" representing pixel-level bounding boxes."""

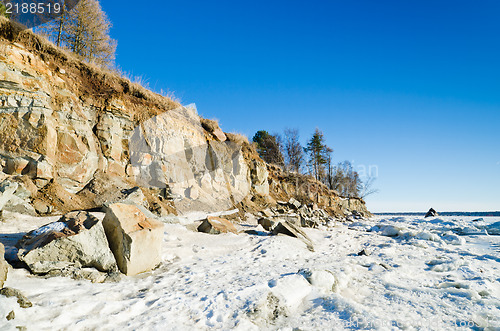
[
  {"left": 425, "top": 208, "right": 438, "bottom": 218},
  {"left": 103, "top": 203, "right": 164, "bottom": 276},
  {"left": 16, "top": 211, "right": 117, "bottom": 274},
  {"left": 197, "top": 216, "right": 237, "bottom": 234},
  {"left": 0, "top": 243, "right": 8, "bottom": 288}
]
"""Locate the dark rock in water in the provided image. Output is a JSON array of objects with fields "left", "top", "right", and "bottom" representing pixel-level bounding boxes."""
[
  {"left": 424, "top": 208, "right": 438, "bottom": 218},
  {"left": 472, "top": 218, "right": 484, "bottom": 222},
  {"left": 0, "top": 287, "right": 32, "bottom": 308},
  {"left": 272, "top": 221, "right": 314, "bottom": 251}
]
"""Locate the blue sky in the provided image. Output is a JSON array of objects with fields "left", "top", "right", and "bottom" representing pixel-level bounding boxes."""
[{"left": 103, "top": 0, "right": 499, "bottom": 212}]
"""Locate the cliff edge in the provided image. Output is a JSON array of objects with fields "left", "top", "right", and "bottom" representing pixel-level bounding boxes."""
[{"left": 0, "top": 17, "right": 369, "bottom": 220}]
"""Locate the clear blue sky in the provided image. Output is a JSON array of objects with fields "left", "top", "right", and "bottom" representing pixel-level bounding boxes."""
[{"left": 103, "top": 0, "right": 500, "bottom": 212}]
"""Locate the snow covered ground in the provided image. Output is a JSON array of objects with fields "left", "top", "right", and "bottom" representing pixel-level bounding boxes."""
[{"left": 1, "top": 213, "right": 500, "bottom": 330}]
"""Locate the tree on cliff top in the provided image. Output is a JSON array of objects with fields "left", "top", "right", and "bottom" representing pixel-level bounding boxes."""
[
  {"left": 39, "top": 0, "right": 116, "bottom": 67},
  {"left": 0, "top": 3, "right": 9, "bottom": 18},
  {"left": 252, "top": 130, "right": 284, "bottom": 167},
  {"left": 305, "top": 128, "right": 330, "bottom": 181},
  {"left": 330, "top": 161, "right": 362, "bottom": 198},
  {"left": 284, "top": 128, "right": 304, "bottom": 173}
]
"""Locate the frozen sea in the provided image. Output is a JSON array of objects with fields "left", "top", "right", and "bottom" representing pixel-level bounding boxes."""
[{"left": 1, "top": 212, "right": 500, "bottom": 330}]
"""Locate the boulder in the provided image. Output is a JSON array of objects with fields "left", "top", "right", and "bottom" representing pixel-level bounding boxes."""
[
  {"left": 197, "top": 216, "right": 237, "bottom": 234},
  {"left": 0, "top": 243, "right": 8, "bottom": 288},
  {"left": 16, "top": 211, "right": 117, "bottom": 274},
  {"left": 103, "top": 203, "right": 164, "bottom": 276},
  {"left": 32, "top": 198, "right": 53, "bottom": 215},
  {"left": 0, "top": 180, "right": 35, "bottom": 215},
  {"left": 272, "top": 221, "right": 314, "bottom": 251},
  {"left": 260, "top": 208, "right": 274, "bottom": 218},
  {"left": 351, "top": 210, "right": 362, "bottom": 219},
  {"left": 258, "top": 218, "right": 276, "bottom": 231},
  {"left": 425, "top": 208, "right": 438, "bottom": 218},
  {"left": 300, "top": 216, "right": 319, "bottom": 228},
  {"left": 288, "top": 197, "right": 301, "bottom": 210},
  {"left": 279, "top": 214, "right": 301, "bottom": 227}
]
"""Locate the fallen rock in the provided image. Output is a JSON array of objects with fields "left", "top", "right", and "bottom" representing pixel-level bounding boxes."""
[
  {"left": 357, "top": 248, "right": 371, "bottom": 256},
  {"left": 352, "top": 210, "right": 363, "bottom": 219},
  {"left": 0, "top": 288, "right": 32, "bottom": 308},
  {"left": 103, "top": 203, "right": 164, "bottom": 276},
  {"left": 279, "top": 214, "right": 301, "bottom": 227},
  {"left": 258, "top": 218, "right": 276, "bottom": 231},
  {"left": 300, "top": 216, "right": 319, "bottom": 228},
  {"left": 272, "top": 221, "right": 314, "bottom": 251},
  {"left": 6, "top": 310, "right": 15, "bottom": 320},
  {"left": 197, "top": 216, "right": 237, "bottom": 234},
  {"left": 0, "top": 243, "right": 8, "bottom": 288},
  {"left": 260, "top": 208, "right": 274, "bottom": 218},
  {"left": 46, "top": 266, "right": 108, "bottom": 283},
  {"left": 0, "top": 180, "right": 35, "bottom": 215},
  {"left": 16, "top": 211, "right": 117, "bottom": 274},
  {"left": 425, "top": 208, "right": 438, "bottom": 218},
  {"left": 288, "top": 197, "right": 301, "bottom": 210},
  {"left": 32, "top": 199, "right": 52, "bottom": 215}
]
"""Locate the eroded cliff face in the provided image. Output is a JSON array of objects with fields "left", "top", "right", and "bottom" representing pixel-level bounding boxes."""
[
  {"left": 0, "top": 23, "right": 269, "bottom": 216},
  {"left": 265, "top": 164, "right": 371, "bottom": 217},
  {"left": 0, "top": 19, "right": 368, "bottom": 218}
]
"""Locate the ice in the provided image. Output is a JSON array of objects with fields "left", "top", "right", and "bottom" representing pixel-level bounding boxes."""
[
  {"left": 1, "top": 214, "right": 500, "bottom": 329},
  {"left": 30, "top": 221, "right": 66, "bottom": 236}
]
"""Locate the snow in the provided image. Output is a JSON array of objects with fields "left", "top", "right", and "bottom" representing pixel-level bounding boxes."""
[{"left": 1, "top": 213, "right": 500, "bottom": 330}]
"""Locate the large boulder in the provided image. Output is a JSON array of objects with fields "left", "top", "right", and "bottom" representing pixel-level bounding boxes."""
[
  {"left": 0, "top": 180, "right": 35, "bottom": 215},
  {"left": 272, "top": 221, "right": 314, "bottom": 252},
  {"left": 0, "top": 243, "right": 8, "bottom": 288},
  {"left": 16, "top": 211, "right": 117, "bottom": 274},
  {"left": 197, "top": 216, "right": 237, "bottom": 234},
  {"left": 103, "top": 203, "right": 164, "bottom": 276}
]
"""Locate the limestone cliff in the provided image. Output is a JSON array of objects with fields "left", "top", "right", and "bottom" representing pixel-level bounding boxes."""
[{"left": 0, "top": 17, "right": 369, "bottom": 219}]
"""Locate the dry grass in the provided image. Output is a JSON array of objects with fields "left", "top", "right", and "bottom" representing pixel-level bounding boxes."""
[
  {"left": 0, "top": 17, "right": 181, "bottom": 124},
  {"left": 225, "top": 132, "right": 249, "bottom": 145}
]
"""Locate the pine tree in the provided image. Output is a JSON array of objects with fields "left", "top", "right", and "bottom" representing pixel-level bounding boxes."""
[
  {"left": 252, "top": 130, "right": 284, "bottom": 166},
  {"left": 305, "top": 128, "right": 330, "bottom": 181}
]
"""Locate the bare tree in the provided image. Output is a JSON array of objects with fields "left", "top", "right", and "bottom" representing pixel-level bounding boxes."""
[
  {"left": 65, "top": 0, "right": 116, "bottom": 66},
  {"left": 360, "top": 175, "right": 379, "bottom": 199},
  {"left": 38, "top": 0, "right": 116, "bottom": 67},
  {"left": 283, "top": 128, "right": 304, "bottom": 173},
  {"left": 331, "top": 161, "right": 362, "bottom": 198}
]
